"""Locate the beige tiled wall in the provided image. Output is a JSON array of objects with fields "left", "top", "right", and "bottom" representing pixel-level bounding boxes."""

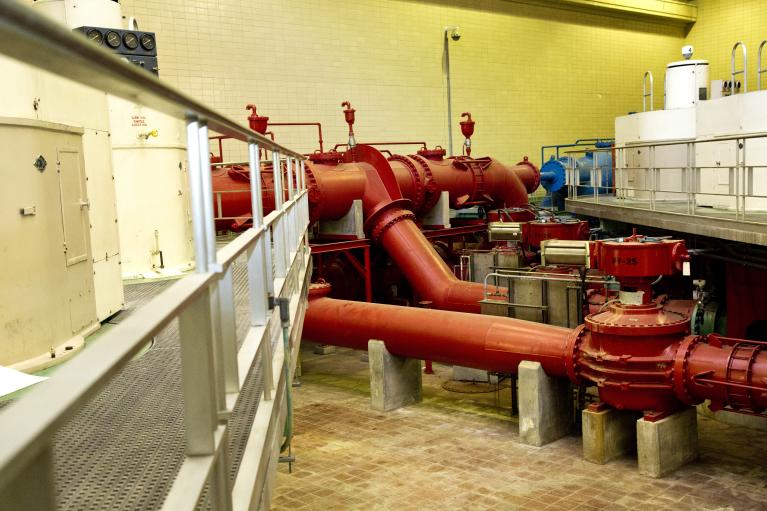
[
  {"left": 685, "top": 0, "right": 767, "bottom": 94},
  {"left": 121, "top": 0, "right": 686, "bottom": 166}
]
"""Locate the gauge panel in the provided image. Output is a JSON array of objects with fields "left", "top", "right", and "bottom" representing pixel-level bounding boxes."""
[{"left": 75, "top": 26, "right": 159, "bottom": 76}]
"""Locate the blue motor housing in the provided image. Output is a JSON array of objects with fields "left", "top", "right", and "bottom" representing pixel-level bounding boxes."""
[
  {"left": 575, "top": 150, "right": 613, "bottom": 195},
  {"left": 540, "top": 156, "right": 568, "bottom": 194},
  {"left": 540, "top": 156, "right": 571, "bottom": 209},
  {"left": 539, "top": 145, "right": 613, "bottom": 210}
]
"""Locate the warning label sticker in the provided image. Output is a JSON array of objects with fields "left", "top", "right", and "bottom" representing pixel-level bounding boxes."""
[{"left": 131, "top": 115, "right": 147, "bottom": 127}]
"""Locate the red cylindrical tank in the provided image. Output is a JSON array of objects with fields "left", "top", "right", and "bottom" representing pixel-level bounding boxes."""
[
  {"left": 594, "top": 238, "right": 690, "bottom": 304},
  {"left": 524, "top": 219, "right": 590, "bottom": 248},
  {"left": 486, "top": 208, "right": 536, "bottom": 223},
  {"left": 387, "top": 152, "right": 539, "bottom": 215},
  {"left": 211, "top": 159, "right": 367, "bottom": 230}
]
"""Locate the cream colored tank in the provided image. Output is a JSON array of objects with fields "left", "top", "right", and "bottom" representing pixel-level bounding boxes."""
[
  {"left": 0, "top": 55, "right": 99, "bottom": 370},
  {"left": 109, "top": 98, "right": 193, "bottom": 278},
  {"left": 34, "top": 0, "right": 195, "bottom": 278},
  {"left": 30, "top": 0, "right": 122, "bottom": 28},
  {"left": 32, "top": 0, "right": 125, "bottom": 321}
]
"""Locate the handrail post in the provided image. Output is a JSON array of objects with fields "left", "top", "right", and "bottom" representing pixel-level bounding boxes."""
[
  {"left": 285, "top": 157, "right": 296, "bottom": 252},
  {"left": 731, "top": 41, "right": 748, "bottom": 94},
  {"left": 248, "top": 142, "right": 270, "bottom": 326},
  {"left": 179, "top": 288, "right": 218, "bottom": 455},
  {"left": 272, "top": 152, "right": 287, "bottom": 278},
  {"left": 218, "top": 265, "right": 239, "bottom": 394},
  {"left": 758, "top": 40, "right": 767, "bottom": 91},
  {"left": 197, "top": 123, "right": 219, "bottom": 271},
  {"left": 187, "top": 118, "right": 208, "bottom": 273},
  {"left": 643, "top": 71, "right": 654, "bottom": 111}
]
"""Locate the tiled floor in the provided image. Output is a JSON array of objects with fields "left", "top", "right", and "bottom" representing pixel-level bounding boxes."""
[{"left": 273, "top": 346, "right": 767, "bottom": 511}]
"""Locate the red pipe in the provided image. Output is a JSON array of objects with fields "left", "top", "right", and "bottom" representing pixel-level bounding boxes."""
[
  {"left": 387, "top": 154, "right": 539, "bottom": 215},
  {"left": 304, "top": 292, "right": 571, "bottom": 376},
  {"left": 377, "top": 219, "right": 489, "bottom": 312},
  {"left": 346, "top": 144, "right": 515, "bottom": 313},
  {"left": 304, "top": 290, "right": 767, "bottom": 416},
  {"left": 212, "top": 142, "right": 535, "bottom": 310}
]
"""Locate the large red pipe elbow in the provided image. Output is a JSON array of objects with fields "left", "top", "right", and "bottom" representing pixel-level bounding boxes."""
[
  {"left": 347, "top": 145, "right": 509, "bottom": 313},
  {"left": 377, "top": 219, "right": 488, "bottom": 312}
]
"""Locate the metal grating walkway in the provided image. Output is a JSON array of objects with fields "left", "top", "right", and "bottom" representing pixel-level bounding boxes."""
[{"left": 4, "top": 254, "right": 270, "bottom": 510}]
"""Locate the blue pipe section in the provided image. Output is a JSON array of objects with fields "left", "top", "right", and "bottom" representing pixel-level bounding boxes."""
[{"left": 539, "top": 140, "right": 614, "bottom": 210}]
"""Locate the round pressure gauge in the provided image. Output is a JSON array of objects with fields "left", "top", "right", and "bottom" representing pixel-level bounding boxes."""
[
  {"left": 105, "top": 31, "right": 121, "bottom": 48},
  {"left": 86, "top": 29, "right": 103, "bottom": 46},
  {"left": 140, "top": 33, "right": 156, "bottom": 51},
  {"left": 123, "top": 32, "right": 139, "bottom": 50}
]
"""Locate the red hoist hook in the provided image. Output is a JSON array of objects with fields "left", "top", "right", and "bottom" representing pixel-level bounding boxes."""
[
  {"left": 341, "top": 101, "right": 357, "bottom": 148},
  {"left": 460, "top": 112, "right": 475, "bottom": 156}
]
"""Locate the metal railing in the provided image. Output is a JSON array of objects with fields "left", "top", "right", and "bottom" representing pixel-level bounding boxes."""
[
  {"left": 732, "top": 41, "right": 748, "bottom": 94},
  {"left": 566, "top": 134, "right": 767, "bottom": 224},
  {"left": 481, "top": 270, "right": 614, "bottom": 328},
  {"left": 643, "top": 70, "right": 654, "bottom": 112},
  {"left": 759, "top": 39, "right": 767, "bottom": 91},
  {"left": 0, "top": 3, "right": 309, "bottom": 510}
]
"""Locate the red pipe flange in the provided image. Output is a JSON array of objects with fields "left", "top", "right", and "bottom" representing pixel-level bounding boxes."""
[
  {"left": 408, "top": 153, "right": 440, "bottom": 214},
  {"left": 388, "top": 154, "right": 424, "bottom": 213},
  {"left": 565, "top": 323, "right": 587, "bottom": 383},
  {"left": 724, "top": 342, "right": 763, "bottom": 411},
  {"left": 673, "top": 335, "right": 701, "bottom": 406}
]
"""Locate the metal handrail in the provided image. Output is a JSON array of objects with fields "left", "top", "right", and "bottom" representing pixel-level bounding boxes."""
[
  {"left": 731, "top": 41, "right": 748, "bottom": 94},
  {"left": 482, "top": 270, "right": 613, "bottom": 299},
  {"left": 643, "top": 71, "right": 654, "bottom": 111},
  {"left": 759, "top": 40, "right": 767, "bottom": 91},
  {"left": 0, "top": 3, "right": 312, "bottom": 510},
  {"left": 0, "top": 2, "right": 303, "bottom": 158},
  {"left": 567, "top": 133, "right": 767, "bottom": 225}
]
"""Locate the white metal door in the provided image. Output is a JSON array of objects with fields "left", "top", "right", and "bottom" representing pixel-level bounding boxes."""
[{"left": 57, "top": 148, "right": 90, "bottom": 266}]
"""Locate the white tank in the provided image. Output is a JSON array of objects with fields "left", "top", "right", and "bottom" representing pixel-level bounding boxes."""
[
  {"left": 109, "top": 97, "right": 193, "bottom": 279},
  {"left": 31, "top": 0, "right": 122, "bottom": 29},
  {"left": 31, "top": 0, "right": 125, "bottom": 321},
  {"left": 36, "top": 0, "right": 195, "bottom": 279},
  {"left": 664, "top": 60, "right": 709, "bottom": 110},
  {"left": 0, "top": 54, "right": 100, "bottom": 369}
]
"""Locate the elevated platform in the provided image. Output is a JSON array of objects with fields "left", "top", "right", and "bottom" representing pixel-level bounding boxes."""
[{"left": 566, "top": 197, "right": 767, "bottom": 246}]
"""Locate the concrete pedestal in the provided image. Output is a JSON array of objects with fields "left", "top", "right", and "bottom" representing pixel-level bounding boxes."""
[
  {"left": 637, "top": 407, "right": 698, "bottom": 478},
  {"left": 368, "top": 340, "right": 422, "bottom": 412},
  {"left": 313, "top": 344, "right": 335, "bottom": 355},
  {"left": 582, "top": 405, "right": 639, "bottom": 464},
  {"left": 452, "top": 366, "right": 498, "bottom": 384},
  {"left": 318, "top": 199, "right": 364, "bottom": 239},
  {"left": 518, "top": 361, "right": 571, "bottom": 446}
]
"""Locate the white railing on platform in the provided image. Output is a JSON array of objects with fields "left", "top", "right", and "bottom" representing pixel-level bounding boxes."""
[
  {"left": 0, "top": 3, "right": 310, "bottom": 510},
  {"left": 566, "top": 133, "right": 767, "bottom": 225}
]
